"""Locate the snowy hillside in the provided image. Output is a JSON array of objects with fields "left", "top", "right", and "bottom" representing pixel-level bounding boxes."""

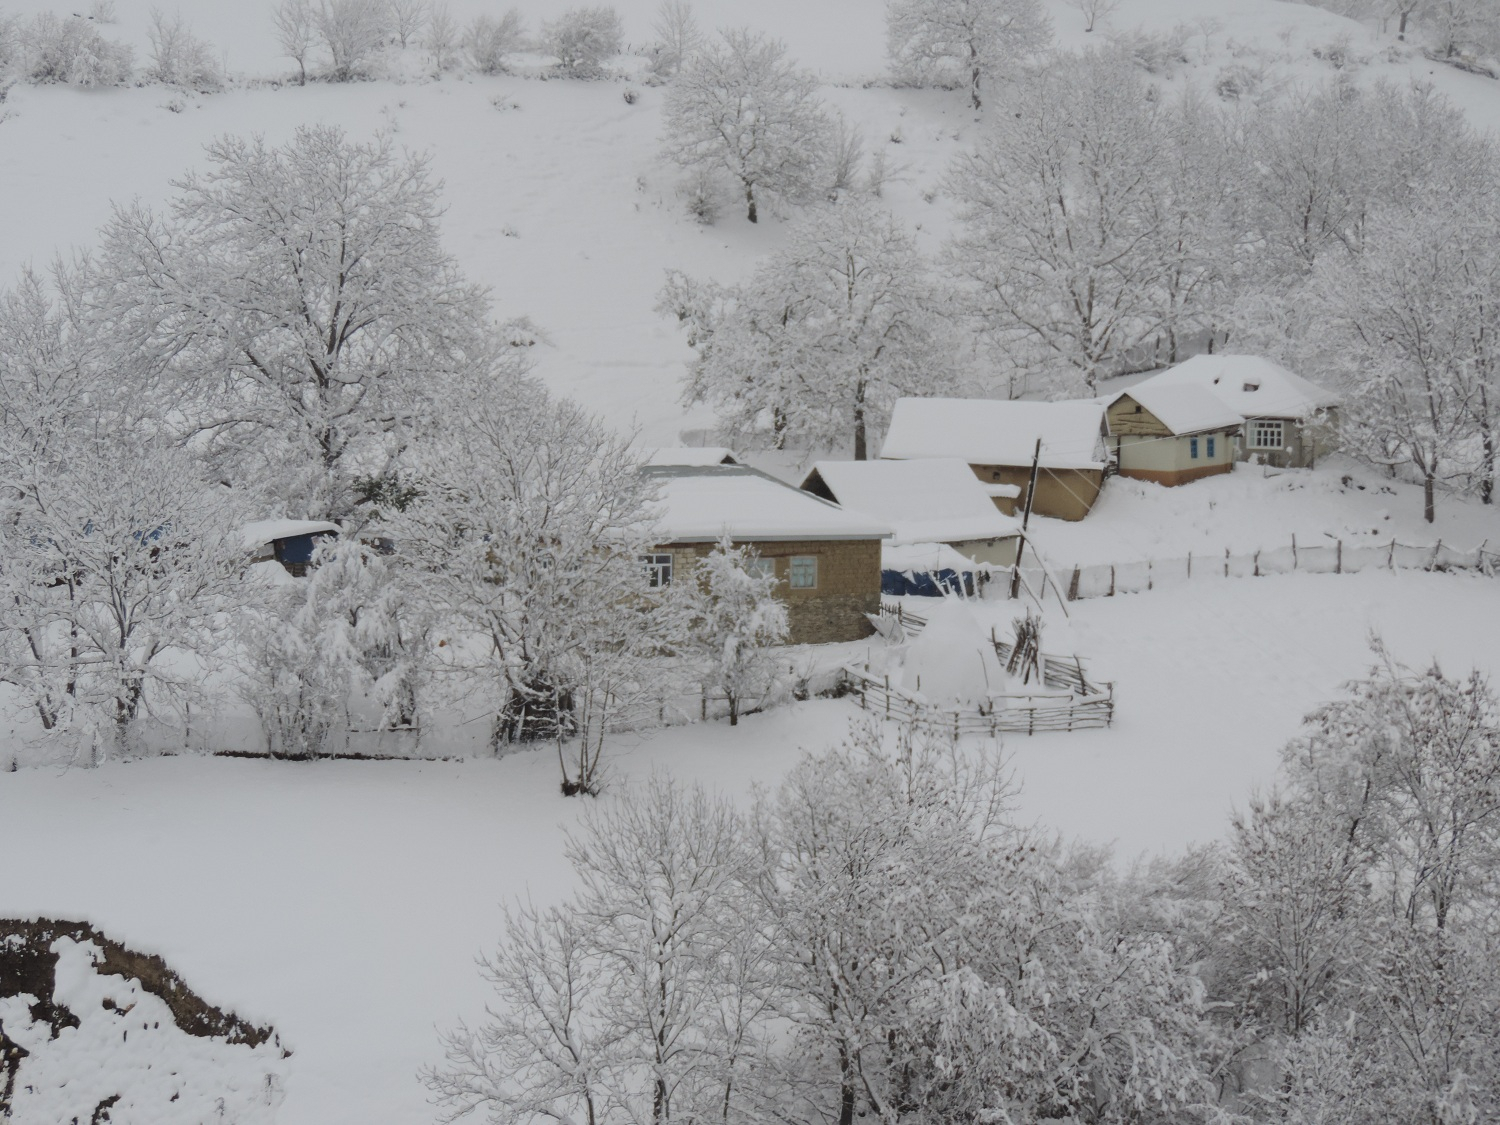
[{"left": 2, "top": 0, "right": 1497, "bottom": 443}]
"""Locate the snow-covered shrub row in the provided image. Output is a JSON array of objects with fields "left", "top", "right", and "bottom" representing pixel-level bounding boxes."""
[
  {"left": 431, "top": 659, "right": 1500, "bottom": 1125},
  {"left": 9, "top": 11, "right": 133, "bottom": 87}
]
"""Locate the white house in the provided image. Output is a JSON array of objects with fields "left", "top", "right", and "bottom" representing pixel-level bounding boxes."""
[{"left": 1104, "top": 382, "right": 1244, "bottom": 486}]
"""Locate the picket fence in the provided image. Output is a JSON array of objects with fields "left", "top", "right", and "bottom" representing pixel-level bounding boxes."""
[
  {"left": 1016, "top": 537, "right": 1500, "bottom": 603},
  {"left": 841, "top": 604, "right": 1115, "bottom": 737}
]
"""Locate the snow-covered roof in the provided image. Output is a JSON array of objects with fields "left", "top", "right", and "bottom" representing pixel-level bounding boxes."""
[
  {"left": 801, "top": 458, "right": 1020, "bottom": 546},
  {"left": 882, "top": 541, "right": 1002, "bottom": 574},
  {"left": 1139, "top": 354, "right": 1340, "bottom": 421},
  {"left": 880, "top": 398, "right": 1108, "bottom": 470},
  {"left": 1109, "top": 383, "right": 1244, "bottom": 436},
  {"left": 643, "top": 446, "right": 740, "bottom": 467},
  {"left": 644, "top": 465, "right": 890, "bottom": 543},
  {"left": 240, "top": 519, "right": 339, "bottom": 549}
]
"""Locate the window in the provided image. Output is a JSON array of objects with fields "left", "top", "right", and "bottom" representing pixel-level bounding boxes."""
[
  {"left": 789, "top": 555, "right": 817, "bottom": 589},
  {"left": 641, "top": 553, "right": 673, "bottom": 588},
  {"left": 1250, "top": 419, "right": 1285, "bottom": 449},
  {"left": 1206, "top": 436, "right": 1216, "bottom": 458},
  {"left": 1189, "top": 437, "right": 1200, "bottom": 460},
  {"left": 747, "top": 557, "right": 776, "bottom": 580}
]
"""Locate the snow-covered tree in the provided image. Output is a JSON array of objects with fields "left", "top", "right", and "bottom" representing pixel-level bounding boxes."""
[
  {"left": 649, "top": 0, "right": 700, "bottom": 78},
  {"left": 96, "top": 126, "right": 490, "bottom": 519},
  {"left": 424, "top": 0, "right": 458, "bottom": 70},
  {"left": 672, "top": 536, "right": 787, "bottom": 726},
  {"left": 385, "top": 0, "right": 426, "bottom": 48},
  {"left": 272, "top": 0, "right": 315, "bottom": 83},
  {"left": 662, "top": 28, "right": 832, "bottom": 224},
  {"left": 313, "top": 0, "right": 388, "bottom": 80},
  {"left": 946, "top": 52, "right": 1170, "bottom": 395},
  {"left": 392, "top": 376, "right": 659, "bottom": 792},
  {"left": 1071, "top": 0, "right": 1120, "bottom": 33},
  {"left": 463, "top": 10, "right": 523, "bottom": 74},
  {"left": 145, "top": 10, "right": 222, "bottom": 90},
  {"left": 664, "top": 198, "right": 956, "bottom": 457},
  {"left": 885, "top": 0, "right": 1051, "bottom": 110},
  {"left": 19, "top": 12, "right": 133, "bottom": 86},
  {"left": 540, "top": 6, "right": 622, "bottom": 74}
]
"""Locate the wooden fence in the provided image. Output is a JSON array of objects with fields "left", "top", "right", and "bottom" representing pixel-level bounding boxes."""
[{"left": 851, "top": 603, "right": 1115, "bottom": 736}]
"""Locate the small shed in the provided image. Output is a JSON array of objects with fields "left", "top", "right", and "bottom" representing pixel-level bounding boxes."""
[
  {"left": 1131, "top": 355, "right": 1340, "bottom": 469},
  {"left": 1105, "top": 383, "right": 1243, "bottom": 486},
  {"left": 879, "top": 398, "right": 1110, "bottom": 522},
  {"left": 242, "top": 519, "right": 339, "bottom": 577},
  {"left": 643, "top": 464, "right": 891, "bottom": 645},
  {"left": 798, "top": 458, "right": 1022, "bottom": 596}
]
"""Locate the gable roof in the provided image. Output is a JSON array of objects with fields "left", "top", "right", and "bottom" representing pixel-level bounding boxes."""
[
  {"left": 880, "top": 397, "right": 1108, "bottom": 470},
  {"left": 801, "top": 458, "right": 1021, "bottom": 546},
  {"left": 1109, "top": 383, "right": 1244, "bottom": 436},
  {"left": 241, "top": 519, "right": 339, "bottom": 549},
  {"left": 644, "top": 464, "right": 890, "bottom": 544},
  {"left": 644, "top": 446, "right": 740, "bottom": 467},
  {"left": 1140, "top": 354, "right": 1340, "bottom": 420}
]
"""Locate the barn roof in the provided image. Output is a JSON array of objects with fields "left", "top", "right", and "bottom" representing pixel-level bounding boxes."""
[
  {"left": 880, "top": 398, "right": 1108, "bottom": 470},
  {"left": 240, "top": 519, "right": 339, "bottom": 549},
  {"left": 800, "top": 458, "right": 1020, "bottom": 546},
  {"left": 1108, "top": 383, "right": 1244, "bottom": 436},
  {"left": 644, "top": 464, "right": 890, "bottom": 544},
  {"left": 1138, "top": 354, "right": 1340, "bottom": 420}
]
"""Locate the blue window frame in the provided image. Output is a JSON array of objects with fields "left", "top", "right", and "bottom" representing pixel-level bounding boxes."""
[
  {"left": 1207, "top": 436, "right": 1216, "bottom": 458},
  {"left": 1190, "top": 437, "right": 1200, "bottom": 460}
]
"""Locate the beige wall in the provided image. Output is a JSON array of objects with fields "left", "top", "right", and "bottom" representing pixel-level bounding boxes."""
[
  {"left": 1108, "top": 396, "right": 1236, "bottom": 485},
  {"left": 655, "top": 538, "right": 882, "bottom": 645},
  {"left": 968, "top": 464, "right": 1103, "bottom": 522}
]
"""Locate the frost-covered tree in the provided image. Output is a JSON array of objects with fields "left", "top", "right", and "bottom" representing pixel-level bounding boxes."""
[
  {"left": 313, "top": 0, "right": 388, "bottom": 80},
  {"left": 649, "top": 0, "right": 700, "bottom": 78},
  {"left": 272, "top": 0, "right": 315, "bottom": 83},
  {"left": 662, "top": 28, "right": 832, "bottom": 223},
  {"left": 672, "top": 536, "right": 787, "bottom": 726},
  {"left": 946, "top": 52, "right": 1169, "bottom": 395},
  {"left": 1071, "top": 0, "right": 1120, "bottom": 33},
  {"left": 463, "top": 10, "right": 523, "bottom": 74},
  {"left": 664, "top": 199, "right": 956, "bottom": 458},
  {"left": 885, "top": 0, "right": 1051, "bottom": 110},
  {"left": 540, "top": 6, "right": 622, "bottom": 74},
  {"left": 385, "top": 0, "right": 426, "bottom": 48},
  {"left": 96, "top": 127, "right": 490, "bottom": 519},
  {"left": 145, "top": 10, "right": 222, "bottom": 90},
  {"left": 19, "top": 12, "right": 133, "bottom": 86},
  {"left": 392, "top": 377, "right": 659, "bottom": 792},
  {"left": 424, "top": 0, "right": 458, "bottom": 70}
]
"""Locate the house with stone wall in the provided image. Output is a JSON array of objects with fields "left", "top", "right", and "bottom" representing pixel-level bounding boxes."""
[{"left": 642, "top": 464, "right": 890, "bottom": 645}]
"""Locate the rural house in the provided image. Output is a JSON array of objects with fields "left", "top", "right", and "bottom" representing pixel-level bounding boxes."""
[
  {"left": 1105, "top": 383, "right": 1243, "bottom": 486},
  {"left": 642, "top": 463, "right": 891, "bottom": 645},
  {"left": 798, "top": 458, "right": 1022, "bottom": 567},
  {"left": 242, "top": 519, "right": 339, "bottom": 577},
  {"left": 1129, "top": 354, "right": 1340, "bottom": 469},
  {"left": 879, "top": 397, "right": 1110, "bottom": 522}
]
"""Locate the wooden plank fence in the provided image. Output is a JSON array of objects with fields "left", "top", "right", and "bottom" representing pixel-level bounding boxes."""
[{"left": 858, "top": 603, "right": 1114, "bottom": 735}]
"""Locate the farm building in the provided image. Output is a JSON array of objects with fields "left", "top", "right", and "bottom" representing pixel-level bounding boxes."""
[
  {"left": 798, "top": 458, "right": 1022, "bottom": 595},
  {"left": 642, "top": 463, "right": 891, "bottom": 645},
  {"left": 242, "top": 519, "right": 339, "bottom": 577},
  {"left": 1131, "top": 354, "right": 1340, "bottom": 469},
  {"left": 1105, "top": 383, "right": 1243, "bottom": 486},
  {"left": 879, "top": 398, "right": 1110, "bottom": 521}
]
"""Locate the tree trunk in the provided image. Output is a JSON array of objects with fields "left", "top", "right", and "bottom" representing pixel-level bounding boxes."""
[
  {"left": 837, "top": 1045, "right": 856, "bottom": 1125},
  {"left": 969, "top": 42, "right": 982, "bottom": 111},
  {"left": 1425, "top": 471, "right": 1436, "bottom": 524},
  {"left": 744, "top": 182, "right": 757, "bottom": 224},
  {"left": 1398, "top": 12, "right": 1408, "bottom": 40},
  {"left": 853, "top": 405, "right": 867, "bottom": 461},
  {"left": 728, "top": 692, "right": 738, "bottom": 726}
]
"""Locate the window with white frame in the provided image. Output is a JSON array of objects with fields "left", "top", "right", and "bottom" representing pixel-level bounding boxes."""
[
  {"left": 747, "top": 557, "right": 776, "bottom": 581},
  {"left": 788, "top": 555, "right": 817, "bottom": 589},
  {"left": 1250, "top": 419, "right": 1285, "bottom": 449},
  {"left": 641, "top": 553, "right": 673, "bottom": 588}
]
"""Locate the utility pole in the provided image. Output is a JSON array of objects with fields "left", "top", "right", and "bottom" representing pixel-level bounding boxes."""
[{"left": 1009, "top": 438, "right": 1042, "bottom": 600}]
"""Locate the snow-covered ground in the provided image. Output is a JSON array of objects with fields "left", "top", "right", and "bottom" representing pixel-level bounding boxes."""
[
  {"left": 3, "top": 566, "right": 1498, "bottom": 1124},
  {"left": 1027, "top": 457, "right": 1500, "bottom": 568}
]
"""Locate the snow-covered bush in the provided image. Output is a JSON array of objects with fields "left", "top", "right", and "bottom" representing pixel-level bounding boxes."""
[
  {"left": 463, "top": 9, "right": 523, "bottom": 75},
  {"left": 20, "top": 12, "right": 133, "bottom": 86},
  {"left": 539, "top": 6, "right": 622, "bottom": 74},
  {"left": 146, "top": 9, "right": 223, "bottom": 91}
]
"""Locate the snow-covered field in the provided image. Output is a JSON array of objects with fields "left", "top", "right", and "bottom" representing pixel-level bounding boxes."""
[{"left": 4, "top": 566, "right": 1498, "bottom": 1124}]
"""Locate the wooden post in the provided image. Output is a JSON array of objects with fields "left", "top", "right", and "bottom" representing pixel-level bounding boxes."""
[
  {"left": 1429, "top": 540, "right": 1442, "bottom": 571},
  {"left": 1292, "top": 533, "right": 1298, "bottom": 569},
  {"left": 1187, "top": 551, "right": 1192, "bottom": 579},
  {"left": 1068, "top": 565, "right": 1081, "bottom": 601},
  {"left": 1009, "top": 438, "right": 1043, "bottom": 601},
  {"left": 884, "top": 675, "right": 890, "bottom": 717},
  {"left": 1147, "top": 558, "right": 1153, "bottom": 591},
  {"left": 1254, "top": 550, "right": 1260, "bottom": 577},
  {"left": 1389, "top": 538, "right": 1396, "bottom": 569},
  {"left": 1109, "top": 565, "right": 1116, "bottom": 597},
  {"left": 1336, "top": 539, "right": 1342, "bottom": 574},
  {"left": 1225, "top": 547, "right": 1230, "bottom": 577}
]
